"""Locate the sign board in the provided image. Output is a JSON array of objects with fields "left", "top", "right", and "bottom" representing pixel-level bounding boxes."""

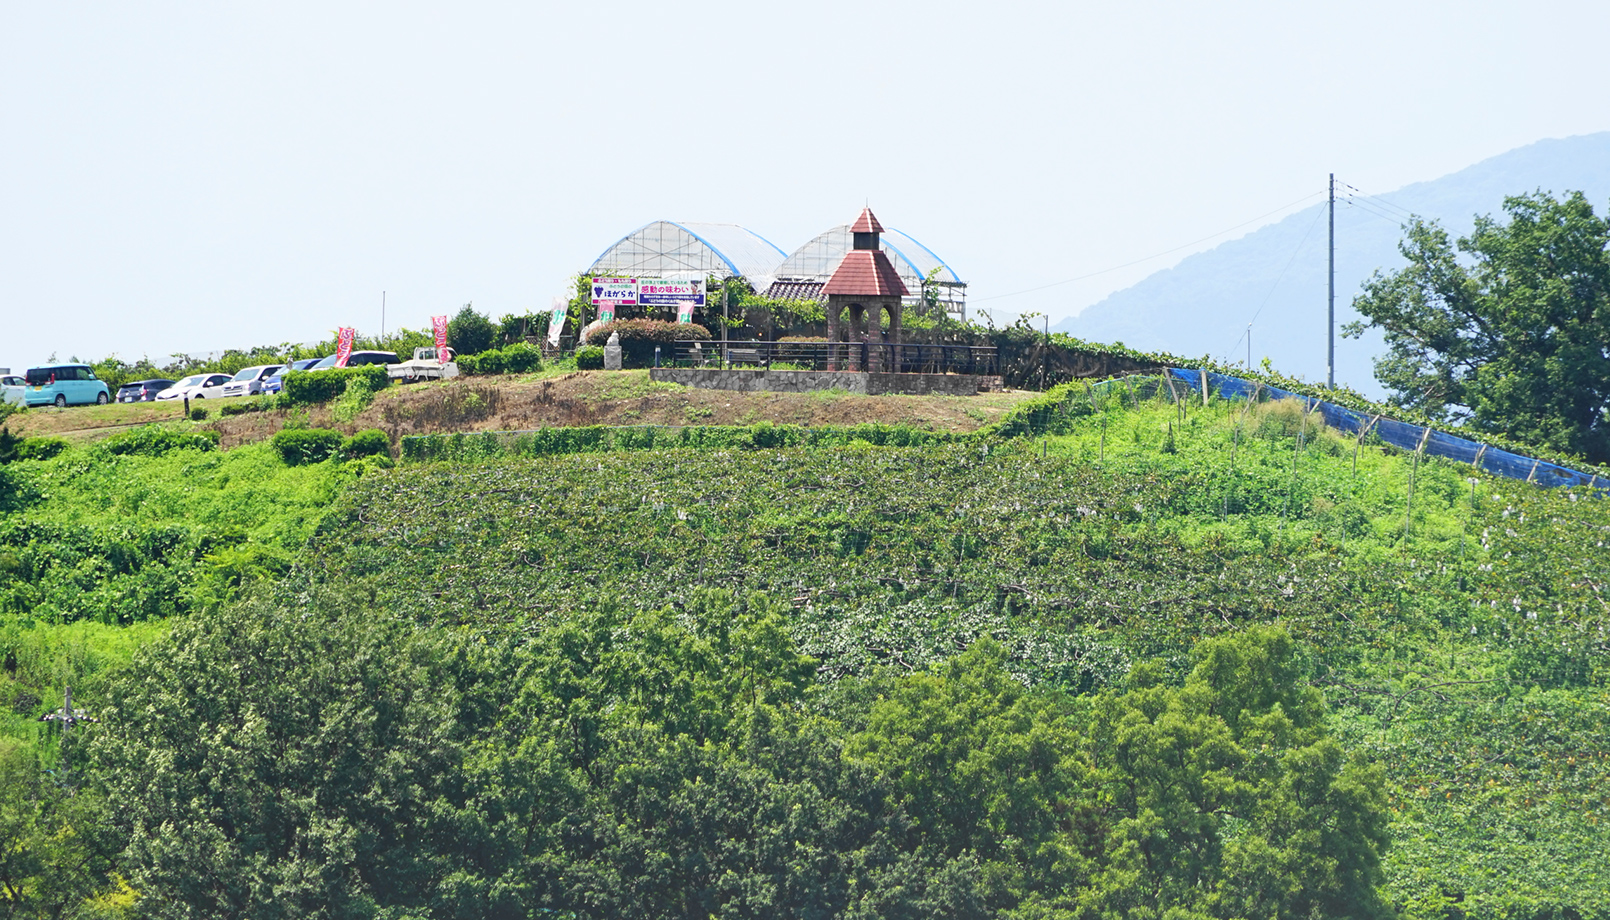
[
  {"left": 639, "top": 278, "right": 706, "bottom": 324},
  {"left": 335, "top": 327, "right": 356, "bottom": 367},
  {"left": 590, "top": 277, "right": 638, "bottom": 306}
]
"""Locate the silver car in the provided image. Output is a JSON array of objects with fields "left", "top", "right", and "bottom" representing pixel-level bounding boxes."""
[
  {"left": 1, "top": 374, "right": 24, "bottom": 407},
  {"left": 220, "top": 365, "right": 284, "bottom": 399},
  {"left": 157, "top": 373, "right": 233, "bottom": 400}
]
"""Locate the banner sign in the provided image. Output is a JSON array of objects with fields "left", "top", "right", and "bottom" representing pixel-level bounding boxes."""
[
  {"left": 590, "top": 277, "right": 638, "bottom": 306},
  {"left": 335, "top": 327, "right": 356, "bottom": 367},
  {"left": 546, "top": 296, "right": 568, "bottom": 347},
  {"left": 431, "top": 315, "right": 449, "bottom": 357},
  {"left": 639, "top": 278, "right": 705, "bottom": 324}
]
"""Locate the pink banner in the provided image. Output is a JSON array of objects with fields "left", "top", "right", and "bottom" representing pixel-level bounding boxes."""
[
  {"left": 432, "top": 315, "right": 449, "bottom": 356},
  {"left": 335, "top": 327, "right": 356, "bottom": 367}
]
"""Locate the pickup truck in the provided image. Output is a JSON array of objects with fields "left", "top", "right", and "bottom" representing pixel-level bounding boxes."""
[{"left": 387, "top": 347, "right": 459, "bottom": 383}]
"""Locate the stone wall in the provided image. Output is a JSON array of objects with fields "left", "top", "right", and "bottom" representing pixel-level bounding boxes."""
[{"left": 649, "top": 369, "right": 1000, "bottom": 396}]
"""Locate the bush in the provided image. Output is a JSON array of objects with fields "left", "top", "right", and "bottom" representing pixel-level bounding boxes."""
[
  {"left": 584, "top": 319, "right": 711, "bottom": 368},
  {"left": 189, "top": 406, "right": 209, "bottom": 421},
  {"left": 271, "top": 428, "right": 343, "bottom": 465},
  {"left": 281, "top": 366, "right": 389, "bottom": 407},
  {"left": 342, "top": 429, "right": 390, "bottom": 459},
  {"left": 576, "top": 345, "right": 605, "bottom": 370},
  {"left": 219, "top": 402, "right": 261, "bottom": 417},
  {"left": 456, "top": 342, "right": 543, "bottom": 377},
  {"left": 14, "top": 437, "right": 67, "bottom": 462},
  {"left": 100, "top": 425, "right": 219, "bottom": 457}
]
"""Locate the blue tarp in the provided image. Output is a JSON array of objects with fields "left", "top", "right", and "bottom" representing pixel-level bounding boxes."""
[{"left": 1164, "top": 368, "right": 1605, "bottom": 492}]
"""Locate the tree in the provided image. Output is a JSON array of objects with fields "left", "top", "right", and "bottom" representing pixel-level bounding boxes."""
[
  {"left": 447, "top": 304, "right": 496, "bottom": 356},
  {"left": 1344, "top": 191, "right": 1610, "bottom": 462}
]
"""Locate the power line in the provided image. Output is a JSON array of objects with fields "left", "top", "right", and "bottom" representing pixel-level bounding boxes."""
[
  {"left": 973, "top": 191, "right": 1327, "bottom": 303},
  {"left": 1219, "top": 204, "right": 1329, "bottom": 364}
]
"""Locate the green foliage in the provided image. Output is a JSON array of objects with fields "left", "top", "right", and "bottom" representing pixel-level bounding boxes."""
[
  {"left": 446, "top": 303, "right": 496, "bottom": 356},
  {"left": 575, "top": 344, "right": 605, "bottom": 370},
  {"left": 341, "top": 428, "right": 390, "bottom": 459},
  {"left": 0, "top": 739, "right": 120, "bottom": 914},
  {"left": 187, "top": 406, "right": 208, "bottom": 421},
  {"left": 0, "top": 428, "right": 20, "bottom": 465},
  {"left": 584, "top": 318, "right": 712, "bottom": 368},
  {"left": 1346, "top": 191, "right": 1610, "bottom": 463},
  {"left": 270, "top": 427, "right": 343, "bottom": 465},
  {"left": 97, "top": 424, "right": 218, "bottom": 458},
  {"left": 279, "top": 364, "right": 388, "bottom": 406},
  {"left": 455, "top": 340, "right": 543, "bottom": 376},
  {"left": 399, "top": 421, "right": 954, "bottom": 461}
]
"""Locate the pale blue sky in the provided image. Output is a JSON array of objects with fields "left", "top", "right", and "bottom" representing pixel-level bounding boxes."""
[{"left": 4, "top": 0, "right": 1608, "bottom": 366}]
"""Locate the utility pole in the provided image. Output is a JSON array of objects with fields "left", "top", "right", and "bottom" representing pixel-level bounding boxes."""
[
  {"left": 1327, "top": 173, "right": 1335, "bottom": 389},
  {"left": 1246, "top": 324, "right": 1252, "bottom": 370},
  {"left": 381, "top": 291, "right": 386, "bottom": 339}
]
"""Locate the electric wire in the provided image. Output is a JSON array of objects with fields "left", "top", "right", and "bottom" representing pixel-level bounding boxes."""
[
  {"left": 973, "top": 190, "right": 1327, "bottom": 303},
  {"left": 1218, "top": 204, "right": 1329, "bottom": 365}
]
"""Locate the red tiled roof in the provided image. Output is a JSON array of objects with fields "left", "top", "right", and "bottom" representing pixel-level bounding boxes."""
[
  {"left": 823, "top": 250, "right": 909, "bottom": 297},
  {"left": 849, "top": 207, "right": 884, "bottom": 234},
  {"left": 763, "top": 280, "right": 826, "bottom": 302}
]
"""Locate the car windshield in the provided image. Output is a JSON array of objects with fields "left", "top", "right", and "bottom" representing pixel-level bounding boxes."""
[
  {"left": 177, "top": 375, "right": 206, "bottom": 387},
  {"left": 229, "top": 368, "right": 260, "bottom": 382},
  {"left": 309, "top": 355, "right": 339, "bottom": 370}
]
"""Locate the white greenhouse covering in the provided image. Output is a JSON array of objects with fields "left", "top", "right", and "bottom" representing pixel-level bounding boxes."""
[
  {"left": 774, "top": 225, "right": 966, "bottom": 314},
  {"left": 587, "top": 221, "right": 787, "bottom": 289}
]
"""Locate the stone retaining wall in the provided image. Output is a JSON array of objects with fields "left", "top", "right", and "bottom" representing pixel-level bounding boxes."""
[{"left": 649, "top": 369, "right": 1001, "bottom": 396}]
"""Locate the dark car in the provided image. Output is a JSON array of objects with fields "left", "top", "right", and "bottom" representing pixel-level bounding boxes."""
[
  {"left": 308, "top": 351, "right": 398, "bottom": 371},
  {"left": 116, "top": 379, "right": 178, "bottom": 403},
  {"left": 262, "top": 359, "right": 321, "bottom": 395}
]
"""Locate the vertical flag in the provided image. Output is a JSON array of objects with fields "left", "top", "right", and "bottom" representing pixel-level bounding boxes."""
[
  {"left": 335, "top": 327, "right": 356, "bottom": 367},
  {"left": 546, "top": 296, "right": 568, "bottom": 347},
  {"left": 432, "top": 315, "right": 449, "bottom": 358}
]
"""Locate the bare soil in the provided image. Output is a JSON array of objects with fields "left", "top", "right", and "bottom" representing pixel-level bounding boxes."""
[{"left": 7, "top": 371, "right": 1035, "bottom": 450}]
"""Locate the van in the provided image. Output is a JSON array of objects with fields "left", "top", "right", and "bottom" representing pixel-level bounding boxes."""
[{"left": 23, "top": 364, "right": 110, "bottom": 407}]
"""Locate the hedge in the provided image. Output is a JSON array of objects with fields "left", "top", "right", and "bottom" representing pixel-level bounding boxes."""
[
  {"left": 280, "top": 365, "right": 389, "bottom": 406},
  {"left": 272, "top": 428, "right": 344, "bottom": 465},
  {"left": 99, "top": 425, "right": 220, "bottom": 457},
  {"left": 400, "top": 422, "right": 956, "bottom": 461},
  {"left": 576, "top": 346, "right": 605, "bottom": 370},
  {"left": 584, "top": 319, "right": 711, "bottom": 368},
  {"left": 456, "top": 342, "right": 543, "bottom": 377}
]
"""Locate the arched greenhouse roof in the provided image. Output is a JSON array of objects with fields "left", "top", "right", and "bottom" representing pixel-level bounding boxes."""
[
  {"left": 587, "top": 221, "right": 787, "bottom": 286},
  {"left": 775, "top": 225, "right": 962, "bottom": 290}
]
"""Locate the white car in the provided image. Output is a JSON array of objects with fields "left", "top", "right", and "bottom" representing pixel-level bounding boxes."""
[
  {"left": 220, "top": 365, "right": 284, "bottom": 399},
  {"left": 156, "top": 373, "right": 233, "bottom": 400},
  {"left": 1, "top": 374, "right": 25, "bottom": 407}
]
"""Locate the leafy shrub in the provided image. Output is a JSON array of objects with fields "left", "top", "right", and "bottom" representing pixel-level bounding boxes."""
[
  {"left": 576, "top": 345, "right": 605, "bottom": 370},
  {"left": 100, "top": 425, "right": 219, "bottom": 457},
  {"left": 281, "top": 365, "right": 388, "bottom": 407},
  {"left": 271, "top": 428, "right": 343, "bottom": 465},
  {"left": 342, "top": 429, "right": 390, "bottom": 459},
  {"left": 220, "top": 400, "right": 268, "bottom": 416},
  {"left": 14, "top": 438, "right": 67, "bottom": 462},
  {"left": 585, "top": 319, "right": 711, "bottom": 368},
  {"left": 457, "top": 342, "right": 543, "bottom": 377},
  {"left": 189, "top": 406, "right": 209, "bottom": 421}
]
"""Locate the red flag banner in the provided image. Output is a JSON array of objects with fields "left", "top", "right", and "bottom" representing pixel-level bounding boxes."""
[
  {"left": 335, "top": 327, "right": 356, "bottom": 367},
  {"left": 432, "top": 315, "right": 449, "bottom": 357}
]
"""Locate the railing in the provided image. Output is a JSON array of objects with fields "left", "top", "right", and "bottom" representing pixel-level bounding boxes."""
[{"left": 665, "top": 341, "right": 998, "bottom": 376}]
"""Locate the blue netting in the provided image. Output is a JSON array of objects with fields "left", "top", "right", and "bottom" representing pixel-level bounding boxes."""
[{"left": 1164, "top": 368, "right": 1605, "bottom": 493}]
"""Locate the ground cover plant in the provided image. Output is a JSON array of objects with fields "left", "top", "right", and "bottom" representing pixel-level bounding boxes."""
[{"left": 2, "top": 381, "right": 1608, "bottom": 917}]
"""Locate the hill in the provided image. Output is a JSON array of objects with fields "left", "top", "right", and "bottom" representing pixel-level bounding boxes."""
[
  {"left": 1, "top": 376, "right": 1607, "bottom": 916},
  {"left": 1054, "top": 132, "right": 1610, "bottom": 397}
]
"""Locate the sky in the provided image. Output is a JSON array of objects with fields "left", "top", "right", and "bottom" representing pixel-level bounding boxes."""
[{"left": 4, "top": 0, "right": 1609, "bottom": 368}]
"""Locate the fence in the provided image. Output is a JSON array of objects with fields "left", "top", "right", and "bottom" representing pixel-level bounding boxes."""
[
  {"left": 666, "top": 341, "right": 997, "bottom": 376},
  {"left": 1166, "top": 368, "right": 1607, "bottom": 492}
]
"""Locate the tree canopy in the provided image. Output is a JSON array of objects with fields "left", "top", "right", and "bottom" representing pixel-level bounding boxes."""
[{"left": 1344, "top": 190, "right": 1610, "bottom": 462}]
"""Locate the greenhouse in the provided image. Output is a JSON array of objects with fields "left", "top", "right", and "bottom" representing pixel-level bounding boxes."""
[{"left": 586, "top": 221, "right": 788, "bottom": 288}]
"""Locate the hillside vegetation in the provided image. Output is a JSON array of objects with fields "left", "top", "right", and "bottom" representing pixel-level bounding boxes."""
[{"left": 0, "top": 379, "right": 1606, "bottom": 918}]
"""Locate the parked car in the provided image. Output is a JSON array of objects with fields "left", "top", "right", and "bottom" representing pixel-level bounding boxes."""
[
  {"left": 1, "top": 375, "right": 25, "bottom": 407},
  {"left": 23, "top": 364, "right": 110, "bottom": 407},
  {"left": 307, "top": 351, "right": 398, "bottom": 371},
  {"left": 387, "top": 347, "right": 459, "bottom": 383},
  {"left": 156, "top": 373, "right": 233, "bottom": 401},
  {"left": 262, "top": 358, "right": 321, "bottom": 395},
  {"left": 116, "top": 379, "right": 178, "bottom": 403},
  {"left": 219, "top": 365, "right": 285, "bottom": 399}
]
